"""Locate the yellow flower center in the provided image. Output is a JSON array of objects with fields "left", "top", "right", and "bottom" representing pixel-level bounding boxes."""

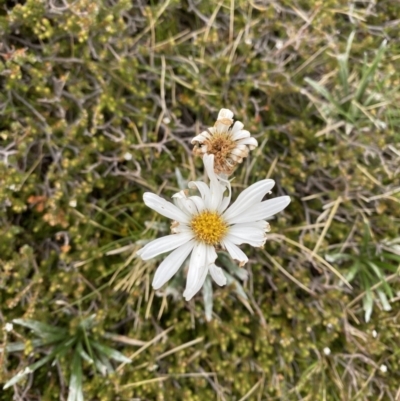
[{"left": 190, "top": 211, "right": 228, "bottom": 245}]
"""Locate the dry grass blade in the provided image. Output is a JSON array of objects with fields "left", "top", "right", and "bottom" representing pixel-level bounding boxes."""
[
  {"left": 312, "top": 196, "right": 342, "bottom": 255},
  {"left": 271, "top": 235, "right": 352, "bottom": 288},
  {"left": 155, "top": 337, "right": 204, "bottom": 361},
  {"left": 116, "top": 326, "right": 174, "bottom": 372},
  {"left": 238, "top": 378, "right": 263, "bottom": 401},
  {"left": 262, "top": 250, "right": 316, "bottom": 296}
]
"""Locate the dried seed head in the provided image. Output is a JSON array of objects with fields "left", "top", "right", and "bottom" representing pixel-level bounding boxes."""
[{"left": 192, "top": 108, "right": 258, "bottom": 175}]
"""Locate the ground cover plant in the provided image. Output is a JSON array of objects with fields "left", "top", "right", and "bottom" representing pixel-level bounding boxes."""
[{"left": 1, "top": 0, "right": 400, "bottom": 400}]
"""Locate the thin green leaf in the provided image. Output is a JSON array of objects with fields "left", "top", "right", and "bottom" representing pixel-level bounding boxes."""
[
  {"left": 93, "top": 355, "right": 108, "bottom": 376},
  {"left": 361, "top": 222, "right": 372, "bottom": 250},
  {"left": 67, "top": 349, "right": 84, "bottom": 401},
  {"left": 381, "top": 252, "right": 400, "bottom": 263},
  {"left": 345, "top": 31, "right": 356, "bottom": 57},
  {"left": 355, "top": 40, "right": 387, "bottom": 102},
  {"left": 325, "top": 253, "right": 354, "bottom": 263},
  {"left": 12, "top": 319, "right": 66, "bottom": 338},
  {"left": 96, "top": 352, "right": 114, "bottom": 374},
  {"left": 3, "top": 339, "right": 45, "bottom": 353},
  {"left": 218, "top": 252, "right": 248, "bottom": 281},
  {"left": 345, "top": 263, "right": 360, "bottom": 283},
  {"left": 305, "top": 78, "right": 341, "bottom": 108},
  {"left": 306, "top": 77, "right": 355, "bottom": 122},
  {"left": 366, "top": 261, "right": 393, "bottom": 298},
  {"left": 377, "top": 290, "right": 392, "bottom": 312},
  {"left": 3, "top": 344, "right": 61, "bottom": 389},
  {"left": 78, "top": 315, "right": 96, "bottom": 331},
  {"left": 91, "top": 340, "right": 131, "bottom": 364},
  {"left": 363, "top": 290, "right": 374, "bottom": 323},
  {"left": 373, "top": 260, "right": 398, "bottom": 273},
  {"left": 337, "top": 31, "right": 355, "bottom": 98},
  {"left": 225, "top": 272, "right": 248, "bottom": 300},
  {"left": 77, "top": 342, "right": 94, "bottom": 365}
]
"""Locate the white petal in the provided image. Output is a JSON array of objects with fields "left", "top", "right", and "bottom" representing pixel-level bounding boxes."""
[
  {"left": 203, "top": 154, "right": 224, "bottom": 210},
  {"left": 192, "top": 131, "right": 211, "bottom": 144},
  {"left": 231, "top": 221, "right": 270, "bottom": 231},
  {"left": 221, "top": 237, "right": 248, "bottom": 266},
  {"left": 143, "top": 193, "right": 190, "bottom": 224},
  {"left": 209, "top": 264, "right": 227, "bottom": 286},
  {"left": 222, "top": 179, "right": 275, "bottom": 222},
  {"left": 217, "top": 108, "right": 234, "bottom": 120},
  {"left": 183, "top": 242, "right": 207, "bottom": 300},
  {"left": 226, "top": 225, "right": 266, "bottom": 247},
  {"left": 184, "top": 245, "right": 218, "bottom": 300},
  {"left": 231, "top": 129, "right": 251, "bottom": 141},
  {"left": 207, "top": 244, "right": 218, "bottom": 264},
  {"left": 152, "top": 240, "right": 195, "bottom": 289},
  {"left": 214, "top": 121, "right": 231, "bottom": 133},
  {"left": 228, "top": 153, "right": 243, "bottom": 163},
  {"left": 230, "top": 121, "right": 244, "bottom": 134},
  {"left": 171, "top": 223, "right": 192, "bottom": 234},
  {"left": 184, "top": 263, "right": 208, "bottom": 301},
  {"left": 230, "top": 146, "right": 249, "bottom": 157},
  {"left": 189, "top": 195, "right": 206, "bottom": 213},
  {"left": 218, "top": 196, "right": 230, "bottom": 214},
  {"left": 236, "top": 137, "right": 258, "bottom": 149},
  {"left": 227, "top": 196, "right": 291, "bottom": 225},
  {"left": 137, "top": 232, "right": 193, "bottom": 260},
  {"left": 217, "top": 178, "right": 232, "bottom": 214},
  {"left": 172, "top": 191, "right": 197, "bottom": 215},
  {"left": 188, "top": 181, "right": 211, "bottom": 205}
]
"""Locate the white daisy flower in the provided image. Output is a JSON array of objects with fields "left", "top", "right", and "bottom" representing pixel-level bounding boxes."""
[
  {"left": 192, "top": 108, "right": 258, "bottom": 175},
  {"left": 137, "top": 154, "right": 290, "bottom": 301}
]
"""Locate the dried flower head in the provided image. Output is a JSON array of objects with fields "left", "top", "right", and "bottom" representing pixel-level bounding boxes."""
[{"left": 192, "top": 108, "right": 258, "bottom": 175}]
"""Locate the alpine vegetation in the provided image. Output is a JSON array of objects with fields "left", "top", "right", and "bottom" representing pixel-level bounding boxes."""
[{"left": 137, "top": 110, "right": 290, "bottom": 300}]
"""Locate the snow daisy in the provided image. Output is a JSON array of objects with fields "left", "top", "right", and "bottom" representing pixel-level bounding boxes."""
[
  {"left": 137, "top": 154, "right": 290, "bottom": 301},
  {"left": 192, "top": 108, "right": 258, "bottom": 175}
]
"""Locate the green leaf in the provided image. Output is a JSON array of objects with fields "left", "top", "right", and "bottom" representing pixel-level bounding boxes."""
[
  {"left": 93, "top": 355, "right": 108, "bottom": 376},
  {"left": 345, "top": 263, "right": 360, "bottom": 283},
  {"left": 12, "top": 319, "right": 66, "bottom": 339},
  {"left": 225, "top": 272, "right": 248, "bottom": 300},
  {"left": 3, "top": 367, "right": 33, "bottom": 390},
  {"left": 218, "top": 252, "right": 248, "bottom": 281},
  {"left": 377, "top": 290, "right": 391, "bottom": 312},
  {"left": 381, "top": 252, "right": 400, "bottom": 264},
  {"left": 325, "top": 253, "right": 353, "bottom": 263},
  {"left": 366, "top": 261, "right": 393, "bottom": 298},
  {"left": 78, "top": 315, "right": 97, "bottom": 331},
  {"left": 305, "top": 77, "right": 352, "bottom": 121},
  {"left": 3, "top": 339, "right": 45, "bottom": 353},
  {"left": 305, "top": 78, "right": 340, "bottom": 107},
  {"left": 3, "top": 336, "right": 77, "bottom": 390},
  {"left": 354, "top": 40, "right": 387, "bottom": 102},
  {"left": 337, "top": 31, "right": 355, "bottom": 98},
  {"left": 91, "top": 340, "right": 131, "bottom": 364},
  {"left": 77, "top": 342, "right": 94, "bottom": 365},
  {"left": 96, "top": 352, "right": 114, "bottom": 374},
  {"left": 3, "top": 351, "right": 54, "bottom": 389},
  {"left": 67, "top": 349, "right": 84, "bottom": 401},
  {"left": 363, "top": 290, "right": 374, "bottom": 323},
  {"left": 373, "top": 260, "right": 398, "bottom": 273}
]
